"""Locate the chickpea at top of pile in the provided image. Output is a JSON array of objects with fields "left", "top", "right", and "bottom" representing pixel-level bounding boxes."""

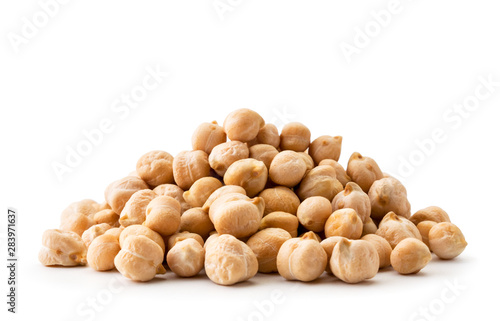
[{"left": 40, "top": 108, "right": 467, "bottom": 285}]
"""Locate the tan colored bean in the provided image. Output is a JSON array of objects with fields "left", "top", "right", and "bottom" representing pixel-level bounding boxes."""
[
  {"left": 249, "top": 144, "right": 279, "bottom": 169},
  {"left": 82, "top": 223, "right": 112, "bottom": 248},
  {"left": 223, "top": 108, "right": 265, "bottom": 142},
  {"left": 224, "top": 158, "right": 268, "bottom": 197},
  {"left": 191, "top": 121, "right": 227, "bottom": 154},
  {"left": 255, "top": 123, "right": 280, "bottom": 148},
  {"left": 105, "top": 176, "right": 149, "bottom": 215},
  {"left": 429, "top": 222, "right": 467, "bottom": 259},
  {"left": 93, "top": 209, "right": 120, "bottom": 227},
  {"left": 269, "top": 151, "right": 307, "bottom": 187},
  {"left": 361, "top": 234, "right": 392, "bottom": 268},
  {"left": 173, "top": 150, "right": 210, "bottom": 190},
  {"left": 119, "top": 189, "right": 157, "bottom": 227},
  {"left": 410, "top": 206, "right": 451, "bottom": 226},
  {"left": 167, "top": 231, "right": 204, "bottom": 251},
  {"left": 296, "top": 165, "right": 343, "bottom": 201},
  {"left": 209, "top": 141, "right": 249, "bottom": 177},
  {"left": 324, "top": 208, "right": 363, "bottom": 239},
  {"left": 297, "top": 196, "right": 332, "bottom": 232},
  {"left": 201, "top": 185, "right": 247, "bottom": 212},
  {"left": 309, "top": 135, "right": 342, "bottom": 164},
  {"left": 246, "top": 228, "right": 292, "bottom": 273},
  {"left": 369, "top": 177, "right": 411, "bottom": 219},
  {"left": 416, "top": 221, "right": 437, "bottom": 248},
  {"left": 390, "top": 238, "right": 431, "bottom": 274},
  {"left": 258, "top": 186, "right": 300, "bottom": 215},
  {"left": 332, "top": 182, "right": 371, "bottom": 223},
  {"left": 376, "top": 212, "right": 421, "bottom": 249},
  {"left": 136, "top": 150, "right": 174, "bottom": 187},
  {"left": 60, "top": 199, "right": 98, "bottom": 236},
  {"left": 346, "top": 152, "right": 383, "bottom": 193},
  {"left": 153, "top": 184, "right": 191, "bottom": 213},
  {"left": 183, "top": 177, "right": 223, "bottom": 208},
  {"left": 179, "top": 207, "right": 215, "bottom": 239},
  {"left": 260, "top": 211, "right": 299, "bottom": 237},
  {"left": 144, "top": 196, "right": 181, "bottom": 237},
  {"left": 87, "top": 234, "right": 121, "bottom": 271},
  {"left": 167, "top": 238, "right": 205, "bottom": 277},
  {"left": 318, "top": 159, "right": 351, "bottom": 187},
  {"left": 280, "top": 122, "right": 311, "bottom": 152},
  {"left": 362, "top": 217, "right": 378, "bottom": 236},
  {"left": 39, "top": 229, "right": 87, "bottom": 266},
  {"left": 320, "top": 236, "right": 347, "bottom": 274},
  {"left": 330, "top": 239, "right": 379, "bottom": 283},
  {"left": 119, "top": 225, "right": 166, "bottom": 254}
]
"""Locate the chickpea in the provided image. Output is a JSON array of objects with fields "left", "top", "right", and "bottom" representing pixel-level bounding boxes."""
[
  {"left": 191, "top": 121, "right": 226, "bottom": 154},
  {"left": 60, "top": 199, "right": 98, "bottom": 236},
  {"left": 297, "top": 196, "right": 332, "bottom": 232},
  {"left": 260, "top": 211, "right": 299, "bottom": 237},
  {"left": 183, "top": 177, "right": 222, "bottom": 208},
  {"left": 410, "top": 206, "right": 451, "bottom": 226},
  {"left": 119, "top": 189, "right": 157, "bottom": 227},
  {"left": 144, "top": 196, "right": 181, "bottom": 237},
  {"left": 277, "top": 232, "right": 327, "bottom": 282},
  {"left": 318, "top": 159, "right": 351, "bottom": 187},
  {"left": 119, "top": 225, "right": 166, "bottom": 254},
  {"left": 429, "top": 222, "right": 467, "bottom": 259},
  {"left": 279, "top": 122, "right": 311, "bottom": 152},
  {"left": 223, "top": 108, "right": 265, "bottom": 142},
  {"left": 320, "top": 236, "right": 346, "bottom": 274},
  {"left": 297, "top": 152, "right": 315, "bottom": 171},
  {"left": 208, "top": 141, "right": 249, "bottom": 177},
  {"left": 136, "top": 150, "right": 174, "bottom": 187},
  {"left": 255, "top": 123, "right": 280, "bottom": 148},
  {"left": 115, "top": 235, "right": 166, "bottom": 282},
  {"left": 361, "top": 234, "right": 392, "bottom": 268},
  {"left": 330, "top": 239, "right": 379, "bottom": 283},
  {"left": 258, "top": 186, "right": 300, "bottom": 215},
  {"left": 416, "top": 221, "right": 437, "bottom": 248},
  {"left": 104, "top": 226, "right": 124, "bottom": 239},
  {"left": 96, "top": 201, "right": 111, "bottom": 212},
  {"left": 93, "top": 209, "right": 120, "bottom": 227},
  {"left": 82, "top": 223, "right": 112, "bottom": 248},
  {"left": 331, "top": 182, "right": 371, "bottom": 223},
  {"left": 296, "top": 165, "right": 343, "bottom": 201},
  {"left": 390, "top": 238, "right": 431, "bottom": 274},
  {"left": 362, "top": 217, "right": 378, "bottom": 236},
  {"left": 204, "top": 234, "right": 258, "bottom": 285},
  {"left": 309, "top": 135, "right": 342, "bottom": 164},
  {"left": 369, "top": 177, "right": 411, "bottom": 219},
  {"left": 223, "top": 159, "right": 268, "bottom": 197},
  {"left": 167, "top": 231, "right": 204, "bottom": 251},
  {"left": 166, "top": 238, "right": 205, "bottom": 277},
  {"left": 324, "top": 209, "right": 363, "bottom": 239},
  {"left": 201, "top": 185, "right": 247, "bottom": 212},
  {"left": 179, "top": 207, "right": 215, "bottom": 239},
  {"left": 246, "top": 228, "right": 292, "bottom": 273},
  {"left": 153, "top": 184, "right": 191, "bottom": 213},
  {"left": 39, "top": 229, "right": 87, "bottom": 266},
  {"left": 376, "top": 212, "right": 421, "bottom": 249},
  {"left": 249, "top": 144, "right": 279, "bottom": 169},
  {"left": 269, "top": 151, "right": 307, "bottom": 187},
  {"left": 105, "top": 176, "right": 149, "bottom": 214},
  {"left": 87, "top": 234, "right": 121, "bottom": 271},
  {"left": 346, "top": 152, "right": 383, "bottom": 193},
  {"left": 173, "top": 150, "right": 210, "bottom": 190}
]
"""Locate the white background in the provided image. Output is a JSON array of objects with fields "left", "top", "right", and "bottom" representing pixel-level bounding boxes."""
[{"left": 1, "top": 1, "right": 499, "bottom": 320}]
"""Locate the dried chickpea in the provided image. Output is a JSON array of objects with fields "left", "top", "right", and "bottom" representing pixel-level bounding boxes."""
[
  {"left": 144, "top": 196, "right": 181, "bottom": 237},
  {"left": 191, "top": 121, "right": 227, "bottom": 154},
  {"left": 269, "top": 151, "right": 307, "bottom": 187},
  {"left": 429, "top": 222, "right": 467, "bottom": 259},
  {"left": 279, "top": 122, "right": 311, "bottom": 152},
  {"left": 119, "top": 225, "right": 166, "bottom": 254},
  {"left": 361, "top": 234, "right": 392, "bottom": 268},
  {"left": 104, "top": 176, "right": 149, "bottom": 214},
  {"left": 201, "top": 185, "right": 246, "bottom": 212},
  {"left": 208, "top": 141, "right": 249, "bottom": 177},
  {"left": 346, "top": 152, "right": 384, "bottom": 193},
  {"left": 179, "top": 207, "right": 214, "bottom": 239},
  {"left": 93, "top": 209, "right": 120, "bottom": 227},
  {"left": 183, "top": 177, "right": 222, "bottom": 208},
  {"left": 331, "top": 182, "right": 371, "bottom": 223},
  {"left": 87, "top": 234, "right": 121, "bottom": 271},
  {"left": 136, "top": 150, "right": 174, "bottom": 187},
  {"left": 224, "top": 158, "right": 268, "bottom": 197},
  {"left": 119, "top": 189, "right": 157, "bottom": 227},
  {"left": 249, "top": 144, "right": 279, "bottom": 169},
  {"left": 60, "top": 199, "right": 97, "bottom": 236},
  {"left": 369, "top": 177, "right": 411, "bottom": 219},
  {"left": 320, "top": 236, "right": 347, "bottom": 274},
  {"left": 390, "top": 238, "right": 431, "bottom": 274},
  {"left": 258, "top": 186, "right": 300, "bottom": 215},
  {"left": 297, "top": 152, "right": 315, "bottom": 171},
  {"left": 255, "top": 123, "right": 280, "bottom": 148},
  {"left": 246, "top": 228, "right": 292, "bottom": 273},
  {"left": 82, "top": 223, "right": 112, "bottom": 248},
  {"left": 324, "top": 208, "right": 363, "bottom": 239},
  {"left": 223, "top": 108, "right": 265, "bottom": 142},
  {"left": 205, "top": 234, "right": 258, "bottom": 285},
  {"left": 104, "top": 226, "right": 124, "bottom": 239},
  {"left": 376, "top": 212, "right": 421, "bottom": 249},
  {"left": 318, "top": 159, "right": 351, "bottom": 187},
  {"left": 410, "top": 206, "right": 451, "bottom": 226},
  {"left": 417, "top": 221, "right": 437, "bottom": 248},
  {"left": 297, "top": 196, "right": 332, "bottom": 232},
  {"left": 362, "top": 217, "right": 378, "bottom": 236},
  {"left": 173, "top": 150, "right": 210, "bottom": 190},
  {"left": 309, "top": 135, "right": 342, "bottom": 164},
  {"left": 167, "top": 231, "right": 204, "bottom": 251},
  {"left": 330, "top": 239, "right": 379, "bottom": 283},
  {"left": 153, "top": 184, "right": 191, "bottom": 213},
  {"left": 276, "top": 232, "right": 327, "bottom": 282},
  {"left": 296, "top": 165, "right": 343, "bottom": 201},
  {"left": 39, "top": 229, "right": 87, "bottom": 266},
  {"left": 167, "top": 238, "right": 205, "bottom": 277},
  {"left": 260, "top": 211, "right": 299, "bottom": 237}
]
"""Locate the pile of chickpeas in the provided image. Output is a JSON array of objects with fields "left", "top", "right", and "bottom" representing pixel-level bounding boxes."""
[{"left": 39, "top": 108, "right": 468, "bottom": 285}]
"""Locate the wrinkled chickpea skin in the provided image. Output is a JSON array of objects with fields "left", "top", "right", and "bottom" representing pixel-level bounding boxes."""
[
  {"left": 410, "top": 206, "right": 451, "bottom": 226},
  {"left": 39, "top": 229, "right": 87, "bottom": 266},
  {"left": 136, "top": 150, "right": 174, "bottom": 188},
  {"left": 318, "top": 159, "right": 351, "bottom": 187},
  {"left": 183, "top": 177, "right": 223, "bottom": 208},
  {"left": 369, "top": 177, "right": 411, "bottom": 219},
  {"left": 324, "top": 208, "right": 363, "bottom": 239},
  {"left": 269, "top": 151, "right": 307, "bottom": 187},
  {"left": 258, "top": 187, "right": 300, "bottom": 215},
  {"left": 144, "top": 196, "right": 181, "bottom": 237},
  {"left": 167, "top": 238, "right": 205, "bottom": 277},
  {"left": 82, "top": 223, "right": 112, "bottom": 248},
  {"left": 93, "top": 209, "right": 120, "bottom": 227},
  {"left": 309, "top": 135, "right": 342, "bottom": 164},
  {"left": 202, "top": 185, "right": 247, "bottom": 212},
  {"left": 173, "top": 150, "right": 210, "bottom": 190},
  {"left": 60, "top": 199, "right": 98, "bottom": 236},
  {"left": 259, "top": 211, "right": 299, "bottom": 237},
  {"left": 297, "top": 196, "right": 332, "bottom": 232},
  {"left": 296, "top": 165, "right": 343, "bottom": 201},
  {"left": 209, "top": 141, "right": 249, "bottom": 177},
  {"left": 361, "top": 234, "right": 392, "bottom": 269},
  {"left": 154, "top": 184, "right": 191, "bottom": 213},
  {"left": 87, "top": 234, "right": 121, "bottom": 271},
  {"left": 223, "top": 108, "right": 265, "bottom": 142},
  {"left": 429, "top": 222, "right": 467, "bottom": 260},
  {"left": 346, "top": 152, "right": 383, "bottom": 193},
  {"left": 280, "top": 122, "right": 311, "bottom": 152},
  {"left": 330, "top": 239, "right": 379, "bottom": 283},
  {"left": 191, "top": 121, "right": 226, "bottom": 154},
  {"left": 105, "top": 176, "right": 149, "bottom": 215},
  {"left": 390, "top": 238, "right": 431, "bottom": 274},
  {"left": 376, "top": 211, "right": 421, "bottom": 249},
  {"left": 332, "top": 182, "right": 371, "bottom": 223},
  {"left": 247, "top": 228, "right": 292, "bottom": 273},
  {"left": 223, "top": 158, "right": 268, "bottom": 197},
  {"left": 179, "top": 207, "right": 214, "bottom": 239},
  {"left": 119, "top": 225, "right": 166, "bottom": 254},
  {"left": 320, "top": 236, "right": 347, "bottom": 274},
  {"left": 167, "top": 231, "right": 204, "bottom": 251},
  {"left": 119, "top": 189, "right": 157, "bottom": 227},
  {"left": 249, "top": 144, "right": 279, "bottom": 169}
]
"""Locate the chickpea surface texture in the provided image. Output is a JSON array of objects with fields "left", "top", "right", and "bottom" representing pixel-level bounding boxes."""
[
  {"left": 179, "top": 207, "right": 214, "bottom": 239},
  {"left": 249, "top": 144, "right": 279, "bottom": 169},
  {"left": 93, "top": 209, "right": 120, "bottom": 227},
  {"left": 297, "top": 196, "right": 332, "bottom": 232},
  {"left": 167, "top": 238, "right": 205, "bottom": 277},
  {"left": 296, "top": 165, "right": 343, "bottom": 202},
  {"left": 183, "top": 177, "right": 223, "bottom": 208},
  {"left": 318, "top": 159, "right": 351, "bottom": 187},
  {"left": 202, "top": 185, "right": 247, "bottom": 212},
  {"left": 173, "top": 150, "right": 210, "bottom": 190},
  {"left": 376, "top": 212, "right": 421, "bottom": 249},
  {"left": 191, "top": 121, "right": 226, "bottom": 154},
  {"left": 136, "top": 150, "right": 174, "bottom": 187},
  {"left": 39, "top": 229, "right": 87, "bottom": 266},
  {"left": 154, "top": 184, "right": 191, "bottom": 213},
  {"left": 324, "top": 208, "right": 363, "bottom": 239},
  {"left": 87, "top": 234, "right": 121, "bottom": 271},
  {"left": 410, "top": 206, "right": 451, "bottom": 226},
  {"left": 246, "top": 228, "right": 292, "bottom": 273},
  {"left": 369, "top": 177, "right": 411, "bottom": 219},
  {"left": 223, "top": 108, "right": 265, "bottom": 142},
  {"left": 429, "top": 222, "right": 467, "bottom": 259},
  {"left": 223, "top": 158, "right": 268, "bottom": 197},
  {"left": 330, "top": 239, "right": 379, "bottom": 283},
  {"left": 361, "top": 234, "right": 392, "bottom": 268},
  {"left": 346, "top": 152, "right": 383, "bottom": 193},
  {"left": 309, "top": 135, "right": 342, "bottom": 164},
  {"left": 82, "top": 223, "right": 112, "bottom": 248},
  {"left": 258, "top": 187, "right": 300, "bottom": 215},
  {"left": 209, "top": 141, "right": 249, "bottom": 177},
  {"left": 260, "top": 211, "right": 299, "bottom": 237},
  {"left": 417, "top": 220, "right": 437, "bottom": 248},
  {"left": 320, "top": 236, "right": 347, "bottom": 274},
  {"left": 390, "top": 238, "right": 431, "bottom": 274},
  {"left": 115, "top": 235, "right": 165, "bottom": 281},
  {"left": 269, "top": 151, "right": 307, "bottom": 187},
  {"left": 144, "top": 195, "right": 181, "bottom": 237},
  {"left": 332, "top": 182, "right": 371, "bottom": 223},
  {"left": 119, "top": 225, "right": 166, "bottom": 254},
  {"left": 279, "top": 122, "right": 311, "bottom": 152},
  {"left": 119, "top": 189, "right": 157, "bottom": 227},
  {"left": 59, "top": 199, "right": 97, "bottom": 236},
  {"left": 105, "top": 176, "right": 149, "bottom": 215}
]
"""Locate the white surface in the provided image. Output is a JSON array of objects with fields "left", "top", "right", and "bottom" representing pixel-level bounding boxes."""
[{"left": 1, "top": 1, "right": 499, "bottom": 320}]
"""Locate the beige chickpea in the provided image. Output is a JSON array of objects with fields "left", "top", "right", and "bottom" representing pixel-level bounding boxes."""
[
  {"left": 249, "top": 144, "right": 279, "bottom": 169},
  {"left": 255, "top": 123, "right": 280, "bottom": 148},
  {"left": 269, "top": 151, "right": 307, "bottom": 187},
  {"left": 258, "top": 187, "right": 300, "bottom": 215},
  {"left": 104, "top": 226, "right": 124, "bottom": 239},
  {"left": 115, "top": 235, "right": 166, "bottom": 282},
  {"left": 324, "top": 208, "right": 363, "bottom": 239},
  {"left": 309, "top": 135, "right": 343, "bottom": 164},
  {"left": 297, "top": 152, "right": 315, "bottom": 171},
  {"left": 119, "top": 189, "right": 157, "bottom": 227},
  {"left": 93, "top": 209, "right": 120, "bottom": 227},
  {"left": 143, "top": 196, "right": 181, "bottom": 237},
  {"left": 376, "top": 212, "right": 421, "bottom": 249},
  {"left": 166, "top": 238, "right": 205, "bottom": 277},
  {"left": 417, "top": 221, "right": 437, "bottom": 248},
  {"left": 429, "top": 222, "right": 467, "bottom": 259},
  {"left": 105, "top": 176, "right": 149, "bottom": 215},
  {"left": 332, "top": 182, "right": 371, "bottom": 223},
  {"left": 320, "top": 236, "right": 347, "bottom": 274},
  {"left": 87, "top": 234, "right": 121, "bottom": 271},
  {"left": 330, "top": 239, "right": 379, "bottom": 283},
  {"left": 346, "top": 152, "right": 384, "bottom": 193},
  {"left": 318, "top": 159, "right": 351, "bottom": 187},
  {"left": 183, "top": 177, "right": 223, "bottom": 208},
  {"left": 223, "top": 108, "right": 265, "bottom": 142},
  {"left": 201, "top": 185, "right": 246, "bottom": 212},
  {"left": 279, "top": 122, "right": 311, "bottom": 152},
  {"left": 410, "top": 206, "right": 451, "bottom": 226},
  {"left": 246, "top": 228, "right": 292, "bottom": 273},
  {"left": 39, "top": 229, "right": 87, "bottom": 266},
  {"left": 362, "top": 217, "right": 378, "bottom": 236},
  {"left": 205, "top": 234, "right": 258, "bottom": 285},
  {"left": 361, "top": 234, "right": 392, "bottom": 268},
  {"left": 179, "top": 207, "right": 215, "bottom": 239},
  {"left": 167, "top": 231, "right": 204, "bottom": 251},
  {"left": 208, "top": 141, "right": 249, "bottom": 177},
  {"left": 191, "top": 121, "right": 227, "bottom": 154},
  {"left": 297, "top": 196, "right": 332, "bottom": 232},
  {"left": 153, "top": 184, "right": 191, "bottom": 213},
  {"left": 260, "top": 211, "right": 299, "bottom": 237},
  {"left": 119, "top": 225, "right": 166, "bottom": 254},
  {"left": 82, "top": 223, "right": 112, "bottom": 248},
  {"left": 390, "top": 238, "right": 431, "bottom": 274},
  {"left": 95, "top": 201, "right": 111, "bottom": 212},
  {"left": 296, "top": 165, "right": 343, "bottom": 201},
  {"left": 224, "top": 159, "right": 268, "bottom": 197},
  {"left": 136, "top": 150, "right": 174, "bottom": 187},
  {"left": 60, "top": 199, "right": 98, "bottom": 236},
  {"left": 277, "top": 232, "right": 327, "bottom": 282},
  {"left": 369, "top": 177, "right": 411, "bottom": 219},
  {"left": 209, "top": 193, "right": 265, "bottom": 238},
  {"left": 173, "top": 150, "right": 210, "bottom": 190}
]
